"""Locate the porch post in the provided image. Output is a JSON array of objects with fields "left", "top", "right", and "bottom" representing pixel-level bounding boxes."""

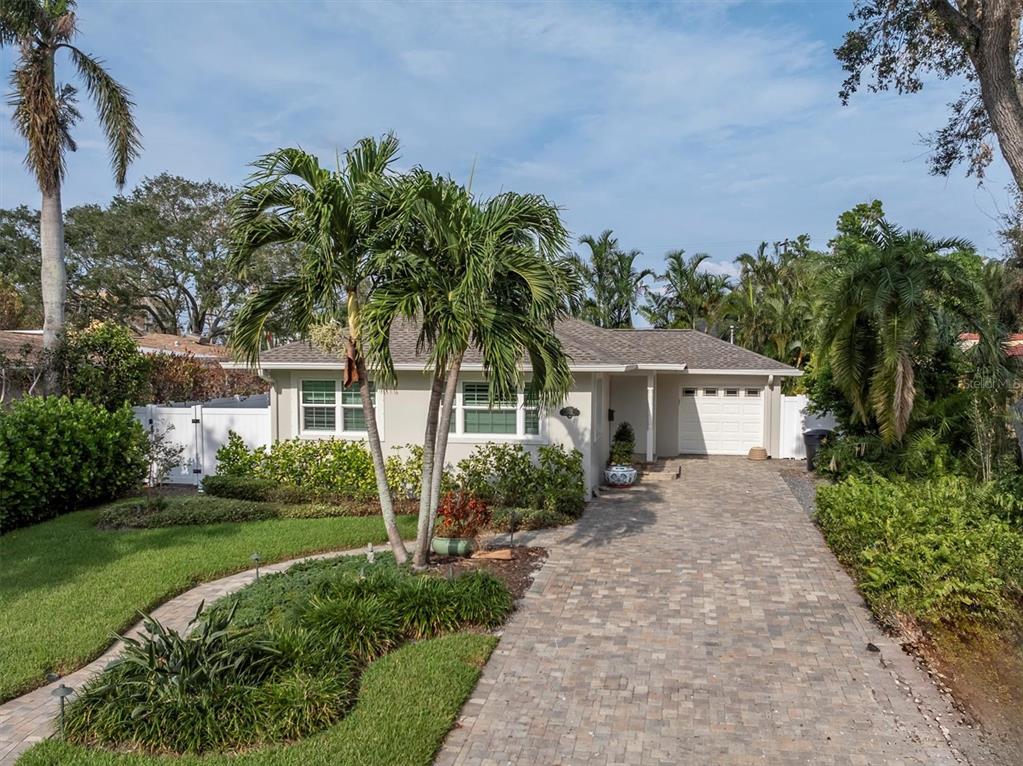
[{"left": 646, "top": 371, "right": 655, "bottom": 463}]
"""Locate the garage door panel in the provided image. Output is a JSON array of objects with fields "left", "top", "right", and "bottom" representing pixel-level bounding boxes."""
[{"left": 679, "top": 388, "right": 763, "bottom": 455}]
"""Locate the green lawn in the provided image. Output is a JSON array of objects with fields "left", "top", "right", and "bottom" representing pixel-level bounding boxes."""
[
  {"left": 17, "top": 633, "right": 495, "bottom": 766},
  {"left": 0, "top": 508, "right": 417, "bottom": 702}
]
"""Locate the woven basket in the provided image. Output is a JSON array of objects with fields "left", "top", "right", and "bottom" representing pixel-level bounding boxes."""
[{"left": 747, "top": 446, "right": 768, "bottom": 461}]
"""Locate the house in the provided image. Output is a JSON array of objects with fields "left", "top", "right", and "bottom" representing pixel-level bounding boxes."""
[{"left": 235, "top": 318, "right": 801, "bottom": 497}]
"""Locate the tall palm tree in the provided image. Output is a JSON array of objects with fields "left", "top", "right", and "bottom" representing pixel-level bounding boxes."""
[
  {"left": 640, "top": 249, "right": 731, "bottom": 332},
  {"left": 363, "top": 170, "right": 574, "bottom": 567},
  {"left": 570, "top": 230, "right": 652, "bottom": 328},
  {"left": 228, "top": 137, "right": 410, "bottom": 563},
  {"left": 816, "top": 217, "right": 980, "bottom": 443},
  {"left": 1, "top": 0, "right": 141, "bottom": 368}
]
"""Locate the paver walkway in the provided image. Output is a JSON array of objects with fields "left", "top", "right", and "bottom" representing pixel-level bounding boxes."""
[
  {"left": 0, "top": 546, "right": 374, "bottom": 765},
  {"left": 437, "top": 458, "right": 964, "bottom": 766}
]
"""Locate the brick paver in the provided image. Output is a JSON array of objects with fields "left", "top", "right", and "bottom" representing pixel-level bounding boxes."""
[
  {"left": 437, "top": 458, "right": 963, "bottom": 766},
  {"left": 0, "top": 547, "right": 374, "bottom": 765}
]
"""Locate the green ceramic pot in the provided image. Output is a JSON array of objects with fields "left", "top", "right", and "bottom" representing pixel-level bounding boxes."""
[{"left": 432, "top": 536, "right": 475, "bottom": 557}]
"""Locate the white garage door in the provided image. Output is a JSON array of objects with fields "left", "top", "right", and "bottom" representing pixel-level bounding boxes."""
[{"left": 679, "top": 385, "right": 764, "bottom": 455}]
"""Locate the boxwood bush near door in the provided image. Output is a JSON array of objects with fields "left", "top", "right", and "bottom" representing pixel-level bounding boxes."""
[{"left": 0, "top": 396, "right": 147, "bottom": 533}]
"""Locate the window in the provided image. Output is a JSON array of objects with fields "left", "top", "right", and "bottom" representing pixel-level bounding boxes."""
[
  {"left": 725, "top": 388, "right": 739, "bottom": 397},
  {"left": 456, "top": 381, "right": 542, "bottom": 438},
  {"left": 703, "top": 388, "right": 718, "bottom": 397},
  {"left": 682, "top": 388, "right": 697, "bottom": 397},
  {"left": 463, "top": 382, "right": 516, "bottom": 434},
  {"left": 523, "top": 390, "right": 540, "bottom": 433},
  {"left": 301, "top": 380, "right": 375, "bottom": 434},
  {"left": 745, "top": 388, "right": 761, "bottom": 397},
  {"left": 302, "top": 380, "right": 335, "bottom": 431},
  {"left": 341, "top": 382, "right": 374, "bottom": 431}
]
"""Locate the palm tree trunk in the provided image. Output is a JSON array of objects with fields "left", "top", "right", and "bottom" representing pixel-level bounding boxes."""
[
  {"left": 354, "top": 354, "right": 408, "bottom": 564},
  {"left": 40, "top": 186, "right": 66, "bottom": 393},
  {"left": 428, "top": 352, "right": 463, "bottom": 538},
  {"left": 412, "top": 369, "right": 445, "bottom": 568}
]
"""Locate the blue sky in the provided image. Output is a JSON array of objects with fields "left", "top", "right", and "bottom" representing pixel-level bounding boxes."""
[{"left": 0, "top": 0, "right": 1016, "bottom": 281}]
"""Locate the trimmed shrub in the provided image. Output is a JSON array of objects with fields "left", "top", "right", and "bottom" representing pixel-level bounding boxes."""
[
  {"left": 95, "top": 495, "right": 372, "bottom": 529},
  {"left": 0, "top": 396, "right": 147, "bottom": 533},
  {"left": 454, "top": 443, "right": 585, "bottom": 517},
  {"left": 214, "top": 435, "right": 425, "bottom": 502},
  {"left": 214, "top": 436, "right": 586, "bottom": 526},
  {"left": 815, "top": 475, "right": 1023, "bottom": 626},
  {"left": 609, "top": 421, "right": 636, "bottom": 465}
]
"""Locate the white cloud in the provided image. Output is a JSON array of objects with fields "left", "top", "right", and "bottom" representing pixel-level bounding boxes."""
[{"left": 0, "top": 0, "right": 1014, "bottom": 267}]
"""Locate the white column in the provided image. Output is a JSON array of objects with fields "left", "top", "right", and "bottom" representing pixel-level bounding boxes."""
[{"left": 646, "top": 371, "right": 655, "bottom": 462}]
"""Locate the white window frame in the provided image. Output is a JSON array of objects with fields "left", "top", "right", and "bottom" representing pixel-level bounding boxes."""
[
  {"left": 449, "top": 380, "right": 547, "bottom": 443},
  {"left": 298, "top": 378, "right": 379, "bottom": 438}
]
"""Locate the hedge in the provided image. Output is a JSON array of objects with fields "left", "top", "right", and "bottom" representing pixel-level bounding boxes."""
[
  {"left": 214, "top": 436, "right": 586, "bottom": 518},
  {"left": 0, "top": 396, "right": 147, "bottom": 533}
]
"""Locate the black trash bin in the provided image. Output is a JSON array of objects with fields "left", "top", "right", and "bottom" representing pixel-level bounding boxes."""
[{"left": 803, "top": 429, "right": 832, "bottom": 473}]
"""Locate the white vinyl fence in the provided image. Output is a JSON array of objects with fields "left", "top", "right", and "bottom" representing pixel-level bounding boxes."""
[
  {"left": 134, "top": 404, "right": 271, "bottom": 485},
  {"left": 778, "top": 395, "right": 837, "bottom": 460}
]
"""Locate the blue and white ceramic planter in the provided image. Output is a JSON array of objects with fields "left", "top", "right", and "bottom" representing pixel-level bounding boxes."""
[{"left": 604, "top": 465, "right": 638, "bottom": 487}]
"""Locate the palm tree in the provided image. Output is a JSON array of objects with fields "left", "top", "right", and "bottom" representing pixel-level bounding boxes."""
[
  {"left": 640, "top": 249, "right": 731, "bottom": 332},
  {"left": 1, "top": 0, "right": 141, "bottom": 369},
  {"left": 570, "top": 230, "right": 652, "bottom": 328},
  {"left": 228, "top": 137, "right": 410, "bottom": 564},
  {"left": 816, "top": 217, "right": 980, "bottom": 443},
  {"left": 362, "top": 170, "right": 574, "bottom": 567},
  {"left": 729, "top": 239, "right": 817, "bottom": 368}
]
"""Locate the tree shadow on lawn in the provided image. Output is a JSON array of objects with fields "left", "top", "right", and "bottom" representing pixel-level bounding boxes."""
[{"left": 0, "top": 512, "right": 317, "bottom": 605}]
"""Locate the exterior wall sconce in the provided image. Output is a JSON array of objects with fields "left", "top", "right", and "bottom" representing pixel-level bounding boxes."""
[{"left": 559, "top": 406, "right": 580, "bottom": 419}]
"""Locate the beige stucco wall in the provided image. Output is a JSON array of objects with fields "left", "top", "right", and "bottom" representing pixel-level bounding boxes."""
[
  {"left": 608, "top": 374, "right": 649, "bottom": 459},
  {"left": 269, "top": 369, "right": 598, "bottom": 497}
]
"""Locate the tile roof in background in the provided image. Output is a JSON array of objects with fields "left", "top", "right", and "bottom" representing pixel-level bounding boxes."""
[{"left": 256, "top": 317, "right": 799, "bottom": 373}]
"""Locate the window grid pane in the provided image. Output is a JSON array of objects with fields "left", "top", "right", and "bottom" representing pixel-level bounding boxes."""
[
  {"left": 341, "top": 382, "right": 374, "bottom": 406},
  {"left": 462, "top": 382, "right": 515, "bottom": 408},
  {"left": 342, "top": 407, "right": 367, "bottom": 432},
  {"left": 524, "top": 408, "right": 539, "bottom": 435},
  {"left": 302, "top": 380, "right": 335, "bottom": 405},
  {"left": 464, "top": 409, "right": 517, "bottom": 434},
  {"left": 303, "top": 406, "right": 336, "bottom": 431}
]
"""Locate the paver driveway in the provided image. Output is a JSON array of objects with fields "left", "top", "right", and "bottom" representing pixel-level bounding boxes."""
[{"left": 437, "top": 458, "right": 961, "bottom": 766}]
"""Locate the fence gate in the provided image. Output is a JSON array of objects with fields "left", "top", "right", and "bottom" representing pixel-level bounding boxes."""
[
  {"left": 133, "top": 405, "right": 271, "bottom": 485},
  {"left": 778, "top": 395, "right": 837, "bottom": 460}
]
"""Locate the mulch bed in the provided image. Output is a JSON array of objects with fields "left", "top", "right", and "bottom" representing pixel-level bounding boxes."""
[{"left": 426, "top": 546, "right": 547, "bottom": 600}]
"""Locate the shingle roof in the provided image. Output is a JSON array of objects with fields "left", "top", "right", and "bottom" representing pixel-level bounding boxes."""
[
  {"left": 255, "top": 318, "right": 798, "bottom": 373},
  {"left": 0, "top": 331, "right": 43, "bottom": 361}
]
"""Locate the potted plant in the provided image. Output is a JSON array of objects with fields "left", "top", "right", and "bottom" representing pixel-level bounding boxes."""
[
  {"left": 604, "top": 422, "right": 638, "bottom": 487},
  {"left": 432, "top": 490, "right": 491, "bottom": 556}
]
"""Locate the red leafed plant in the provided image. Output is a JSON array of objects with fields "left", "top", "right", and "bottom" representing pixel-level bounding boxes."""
[{"left": 435, "top": 490, "right": 490, "bottom": 539}]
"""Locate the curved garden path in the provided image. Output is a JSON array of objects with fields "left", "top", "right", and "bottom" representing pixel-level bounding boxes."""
[
  {"left": 437, "top": 458, "right": 992, "bottom": 766},
  {"left": 0, "top": 546, "right": 375, "bottom": 765}
]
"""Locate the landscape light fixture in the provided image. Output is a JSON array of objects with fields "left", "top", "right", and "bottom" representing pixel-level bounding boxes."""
[
  {"left": 48, "top": 677, "right": 74, "bottom": 737},
  {"left": 250, "top": 552, "right": 262, "bottom": 579}
]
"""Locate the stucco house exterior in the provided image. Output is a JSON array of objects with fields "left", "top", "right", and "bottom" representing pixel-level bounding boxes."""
[{"left": 239, "top": 318, "right": 801, "bottom": 498}]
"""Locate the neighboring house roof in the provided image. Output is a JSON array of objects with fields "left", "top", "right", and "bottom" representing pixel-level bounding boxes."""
[
  {"left": 957, "top": 331, "right": 1023, "bottom": 358},
  {"left": 136, "top": 333, "right": 227, "bottom": 359},
  {"left": 0, "top": 329, "right": 226, "bottom": 362},
  {"left": 0, "top": 330, "right": 43, "bottom": 361},
  {"left": 249, "top": 317, "right": 800, "bottom": 376}
]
